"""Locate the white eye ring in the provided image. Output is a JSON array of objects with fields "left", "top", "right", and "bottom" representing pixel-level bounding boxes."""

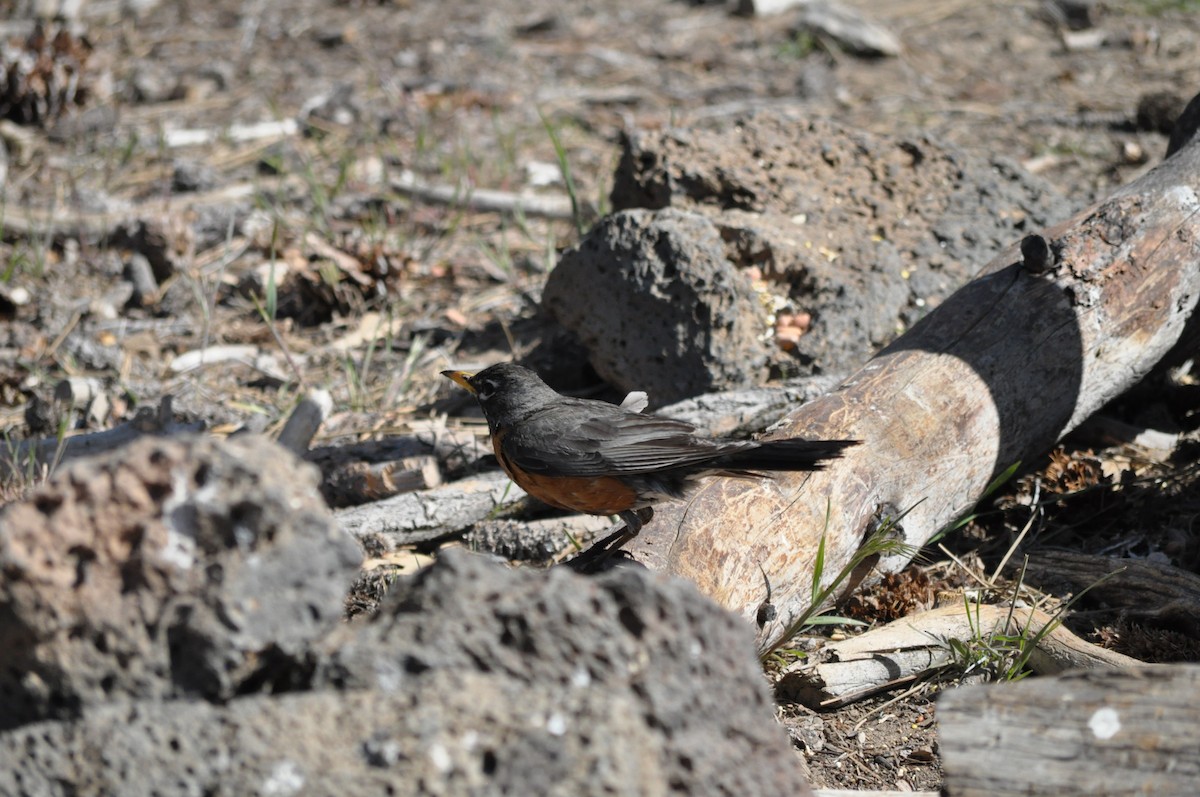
[{"left": 475, "top": 380, "right": 496, "bottom": 400}]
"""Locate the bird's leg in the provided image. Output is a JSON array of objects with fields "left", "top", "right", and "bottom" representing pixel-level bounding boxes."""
[
  {"left": 618, "top": 508, "right": 646, "bottom": 537},
  {"left": 566, "top": 507, "right": 653, "bottom": 573}
]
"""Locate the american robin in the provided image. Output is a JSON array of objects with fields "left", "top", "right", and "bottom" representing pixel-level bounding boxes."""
[{"left": 442, "top": 363, "right": 855, "bottom": 548}]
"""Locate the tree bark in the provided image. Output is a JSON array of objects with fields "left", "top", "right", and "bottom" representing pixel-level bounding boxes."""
[
  {"left": 1021, "top": 550, "right": 1200, "bottom": 636},
  {"left": 938, "top": 665, "right": 1200, "bottom": 797},
  {"left": 628, "top": 122, "right": 1200, "bottom": 653},
  {"left": 334, "top": 470, "right": 528, "bottom": 547}
]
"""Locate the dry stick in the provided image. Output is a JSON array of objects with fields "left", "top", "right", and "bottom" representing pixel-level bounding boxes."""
[
  {"left": 390, "top": 170, "right": 577, "bottom": 220},
  {"left": 990, "top": 477, "right": 1042, "bottom": 584},
  {"left": 276, "top": 390, "right": 333, "bottom": 455},
  {"left": 938, "top": 544, "right": 994, "bottom": 592},
  {"left": 628, "top": 107, "right": 1200, "bottom": 654},
  {"left": 850, "top": 679, "right": 933, "bottom": 732}
]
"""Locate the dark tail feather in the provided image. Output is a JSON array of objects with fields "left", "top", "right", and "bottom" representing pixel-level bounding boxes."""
[{"left": 716, "top": 438, "right": 857, "bottom": 472}]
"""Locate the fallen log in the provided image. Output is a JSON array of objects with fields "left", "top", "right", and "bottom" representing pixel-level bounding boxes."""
[
  {"left": 321, "top": 455, "right": 443, "bottom": 507},
  {"left": 305, "top": 423, "right": 491, "bottom": 475},
  {"left": 657, "top": 374, "right": 845, "bottom": 437},
  {"left": 628, "top": 99, "right": 1200, "bottom": 653},
  {"left": 938, "top": 665, "right": 1200, "bottom": 797},
  {"left": 333, "top": 470, "right": 527, "bottom": 548},
  {"left": 779, "top": 603, "right": 1138, "bottom": 710},
  {"left": 1021, "top": 550, "right": 1200, "bottom": 637}
]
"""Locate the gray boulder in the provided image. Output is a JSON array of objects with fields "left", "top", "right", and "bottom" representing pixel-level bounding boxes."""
[
  {"left": 0, "top": 550, "right": 814, "bottom": 796},
  {"left": 544, "top": 208, "right": 770, "bottom": 405},
  {"left": 0, "top": 434, "right": 362, "bottom": 731},
  {"left": 545, "top": 112, "right": 1072, "bottom": 403}
]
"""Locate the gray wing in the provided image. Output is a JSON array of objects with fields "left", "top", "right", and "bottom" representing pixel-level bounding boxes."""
[{"left": 502, "top": 400, "right": 746, "bottom": 476}]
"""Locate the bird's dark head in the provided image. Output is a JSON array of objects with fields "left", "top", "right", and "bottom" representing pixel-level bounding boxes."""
[{"left": 441, "top": 363, "right": 560, "bottom": 429}]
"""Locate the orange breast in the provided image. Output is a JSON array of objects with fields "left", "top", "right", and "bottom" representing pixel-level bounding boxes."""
[{"left": 492, "top": 434, "right": 637, "bottom": 515}]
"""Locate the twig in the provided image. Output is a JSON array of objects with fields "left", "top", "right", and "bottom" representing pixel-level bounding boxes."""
[
  {"left": 991, "top": 477, "right": 1042, "bottom": 584},
  {"left": 390, "top": 170, "right": 578, "bottom": 220},
  {"left": 276, "top": 390, "right": 333, "bottom": 455}
]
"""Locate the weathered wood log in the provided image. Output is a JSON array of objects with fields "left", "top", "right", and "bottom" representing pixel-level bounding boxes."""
[
  {"left": 628, "top": 110, "right": 1200, "bottom": 653},
  {"left": 334, "top": 470, "right": 527, "bottom": 547},
  {"left": 465, "top": 514, "right": 615, "bottom": 561},
  {"left": 321, "top": 455, "right": 443, "bottom": 507},
  {"left": 657, "top": 374, "right": 845, "bottom": 437},
  {"left": 305, "top": 424, "right": 491, "bottom": 475},
  {"left": 938, "top": 665, "right": 1200, "bottom": 797},
  {"left": 1022, "top": 550, "right": 1200, "bottom": 636},
  {"left": 780, "top": 603, "right": 1139, "bottom": 710}
]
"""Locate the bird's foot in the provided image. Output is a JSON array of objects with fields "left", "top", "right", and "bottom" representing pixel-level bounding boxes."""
[{"left": 565, "top": 507, "right": 653, "bottom": 573}]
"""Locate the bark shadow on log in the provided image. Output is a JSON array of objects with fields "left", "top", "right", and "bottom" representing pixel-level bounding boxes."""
[{"left": 876, "top": 260, "right": 1084, "bottom": 485}]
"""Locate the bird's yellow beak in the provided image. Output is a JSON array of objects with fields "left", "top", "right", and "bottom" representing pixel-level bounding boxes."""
[{"left": 441, "top": 370, "right": 476, "bottom": 394}]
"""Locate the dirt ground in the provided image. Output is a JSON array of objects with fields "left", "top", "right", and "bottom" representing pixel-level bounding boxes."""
[{"left": 2, "top": 0, "right": 1200, "bottom": 791}]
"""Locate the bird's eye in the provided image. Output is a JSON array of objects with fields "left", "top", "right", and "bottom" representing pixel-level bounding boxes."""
[{"left": 475, "top": 379, "right": 497, "bottom": 400}]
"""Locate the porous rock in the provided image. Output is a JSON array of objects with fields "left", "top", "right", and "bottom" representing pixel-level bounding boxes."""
[
  {"left": 543, "top": 207, "right": 770, "bottom": 404},
  {"left": 0, "top": 550, "right": 814, "bottom": 796},
  {"left": 547, "top": 112, "right": 1071, "bottom": 400},
  {"left": 0, "top": 434, "right": 362, "bottom": 731},
  {"left": 313, "top": 550, "right": 813, "bottom": 796},
  {"left": 0, "top": 676, "right": 662, "bottom": 797}
]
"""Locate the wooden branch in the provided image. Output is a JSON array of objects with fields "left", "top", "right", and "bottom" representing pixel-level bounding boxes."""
[
  {"left": 939, "top": 665, "right": 1200, "bottom": 797},
  {"left": 162, "top": 119, "right": 299, "bottom": 149},
  {"left": 305, "top": 425, "right": 492, "bottom": 475},
  {"left": 276, "top": 390, "right": 333, "bottom": 455},
  {"left": 780, "top": 603, "right": 1139, "bottom": 710},
  {"left": 629, "top": 120, "right": 1200, "bottom": 653},
  {"left": 321, "top": 455, "right": 442, "bottom": 508},
  {"left": 390, "top": 170, "right": 580, "bottom": 220},
  {"left": 333, "top": 470, "right": 526, "bottom": 547},
  {"left": 0, "top": 176, "right": 301, "bottom": 241}
]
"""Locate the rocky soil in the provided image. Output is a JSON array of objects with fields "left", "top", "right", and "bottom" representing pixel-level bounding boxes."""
[{"left": 1, "top": 0, "right": 1199, "bottom": 793}]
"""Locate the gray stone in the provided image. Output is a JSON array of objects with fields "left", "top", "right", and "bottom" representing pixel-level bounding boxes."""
[
  {"left": 0, "top": 679, "right": 664, "bottom": 797},
  {"left": 0, "top": 434, "right": 362, "bottom": 731},
  {"left": 543, "top": 208, "right": 770, "bottom": 405},
  {"left": 125, "top": 60, "right": 178, "bottom": 103},
  {"left": 793, "top": 2, "right": 903, "bottom": 58},
  {"left": 0, "top": 550, "right": 812, "bottom": 796},
  {"left": 312, "top": 550, "right": 813, "bottom": 796},
  {"left": 551, "top": 113, "right": 1072, "bottom": 396}
]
